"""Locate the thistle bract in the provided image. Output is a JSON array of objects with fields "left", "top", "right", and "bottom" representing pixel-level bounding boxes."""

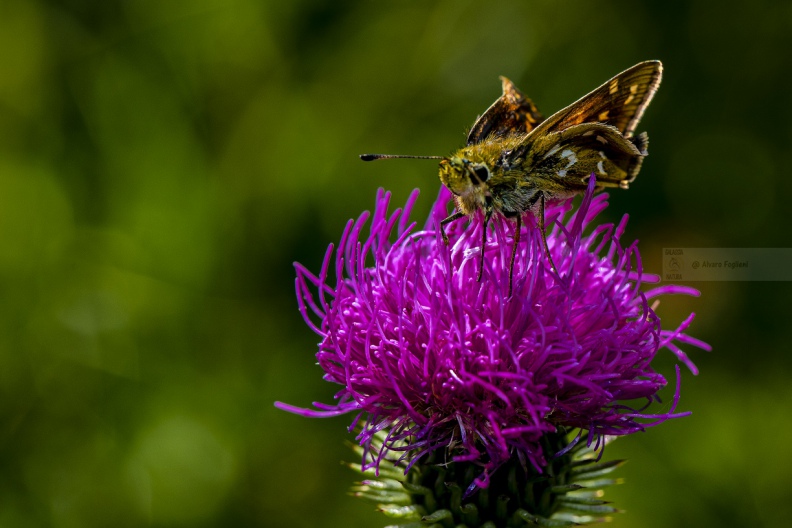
[{"left": 277, "top": 178, "right": 708, "bottom": 490}]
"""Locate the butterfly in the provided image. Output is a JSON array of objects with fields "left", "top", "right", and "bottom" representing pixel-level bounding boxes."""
[{"left": 362, "top": 60, "right": 662, "bottom": 296}]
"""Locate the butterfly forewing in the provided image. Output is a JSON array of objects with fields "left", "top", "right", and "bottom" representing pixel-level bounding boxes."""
[
  {"left": 467, "top": 76, "right": 545, "bottom": 145},
  {"left": 532, "top": 61, "right": 662, "bottom": 139}
]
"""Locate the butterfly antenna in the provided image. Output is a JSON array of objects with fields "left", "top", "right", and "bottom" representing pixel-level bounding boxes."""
[{"left": 360, "top": 154, "right": 444, "bottom": 161}]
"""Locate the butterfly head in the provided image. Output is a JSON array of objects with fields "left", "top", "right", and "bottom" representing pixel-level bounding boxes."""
[
  {"left": 439, "top": 157, "right": 491, "bottom": 194},
  {"left": 438, "top": 157, "right": 492, "bottom": 214}
]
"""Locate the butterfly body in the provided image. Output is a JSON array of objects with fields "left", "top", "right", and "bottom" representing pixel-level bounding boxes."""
[{"left": 440, "top": 131, "right": 604, "bottom": 218}]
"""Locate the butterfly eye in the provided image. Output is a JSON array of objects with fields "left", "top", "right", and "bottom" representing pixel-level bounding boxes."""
[{"left": 469, "top": 165, "right": 490, "bottom": 185}]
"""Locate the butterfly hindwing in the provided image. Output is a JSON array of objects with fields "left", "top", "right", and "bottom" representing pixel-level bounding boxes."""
[
  {"left": 467, "top": 76, "right": 545, "bottom": 145},
  {"left": 532, "top": 61, "right": 662, "bottom": 139},
  {"left": 523, "top": 122, "right": 645, "bottom": 190}
]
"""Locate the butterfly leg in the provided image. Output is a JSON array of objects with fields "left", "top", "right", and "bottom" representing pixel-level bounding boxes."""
[
  {"left": 538, "top": 193, "right": 559, "bottom": 275},
  {"left": 439, "top": 211, "right": 466, "bottom": 245},
  {"left": 508, "top": 214, "right": 521, "bottom": 297},
  {"left": 477, "top": 209, "right": 493, "bottom": 282}
]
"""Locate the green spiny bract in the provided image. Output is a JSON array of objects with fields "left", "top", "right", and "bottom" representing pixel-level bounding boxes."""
[{"left": 349, "top": 430, "right": 624, "bottom": 528}]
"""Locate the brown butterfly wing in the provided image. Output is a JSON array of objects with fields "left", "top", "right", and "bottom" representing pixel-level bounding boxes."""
[
  {"left": 532, "top": 61, "right": 662, "bottom": 139},
  {"left": 466, "top": 76, "right": 545, "bottom": 145}
]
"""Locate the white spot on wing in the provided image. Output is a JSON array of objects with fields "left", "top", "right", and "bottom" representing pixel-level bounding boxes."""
[
  {"left": 597, "top": 160, "right": 606, "bottom": 175},
  {"left": 599, "top": 151, "right": 607, "bottom": 159},
  {"left": 596, "top": 135, "right": 608, "bottom": 144},
  {"left": 560, "top": 149, "right": 577, "bottom": 169},
  {"left": 582, "top": 130, "right": 594, "bottom": 137},
  {"left": 543, "top": 144, "right": 561, "bottom": 160},
  {"left": 558, "top": 169, "right": 567, "bottom": 177}
]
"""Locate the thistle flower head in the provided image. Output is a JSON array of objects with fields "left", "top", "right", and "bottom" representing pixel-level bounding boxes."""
[{"left": 277, "top": 179, "right": 709, "bottom": 490}]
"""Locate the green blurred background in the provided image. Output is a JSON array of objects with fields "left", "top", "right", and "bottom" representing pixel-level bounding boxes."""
[{"left": 1, "top": 1, "right": 789, "bottom": 526}]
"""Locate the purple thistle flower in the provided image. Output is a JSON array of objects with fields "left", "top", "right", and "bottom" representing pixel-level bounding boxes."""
[{"left": 276, "top": 177, "right": 709, "bottom": 490}]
